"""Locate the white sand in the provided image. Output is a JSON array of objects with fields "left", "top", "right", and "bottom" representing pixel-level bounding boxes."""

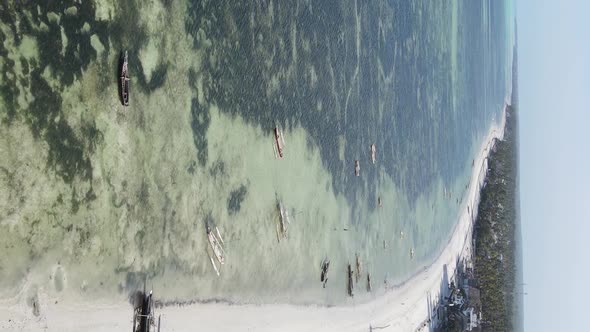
[{"left": 0, "top": 107, "right": 507, "bottom": 332}]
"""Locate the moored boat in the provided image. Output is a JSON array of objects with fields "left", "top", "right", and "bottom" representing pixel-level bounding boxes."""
[
  {"left": 209, "top": 255, "right": 220, "bottom": 277},
  {"left": 215, "top": 226, "right": 225, "bottom": 245},
  {"left": 119, "top": 51, "right": 130, "bottom": 106},
  {"left": 354, "top": 160, "right": 360, "bottom": 176},
  {"left": 355, "top": 253, "right": 361, "bottom": 283},
  {"left": 273, "top": 127, "right": 285, "bottom": 158},
  {"left": 207, "top": 225, "right": 225, "bottom": 265},
  {"left": 370, "top": 144, "right": 376, "bottom": 164},
  {"left": 276, "top": 200, "right": 289, "bottom": 241},
  {"left": 347, "top": 263, "right": 354, "bottom": 297},
  {"left": 321, "top": 258, "right": 330, "bottom": 288}
]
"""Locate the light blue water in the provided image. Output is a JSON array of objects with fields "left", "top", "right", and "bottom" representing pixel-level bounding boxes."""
[{"left": 0, "top": 0, "right": 513, "bottom": 306}]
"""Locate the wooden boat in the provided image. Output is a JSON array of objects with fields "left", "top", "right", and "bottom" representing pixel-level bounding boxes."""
[
  {"left": 347, "top": 263, "right": 354, "bottom": 297},
  {"left": 370, "top": 144, "right": 376, "bottom": 164},
  {"left": 321, "top": 258, "right": 330, "bottom": 288},
  {"left": 355, "top": 253, "right": 361, "bottom": 283},
  {"left": 215, "top": 226, "right": 225, "bottom": 245},
  {"left": 410, "top": 248, "right": 415, "bottom": 259},
  {"left": 367, "top": 273, "right": 372, "bottom": 292},
  {"left": 119, "top": 51, "right": 130, "bottom": 106},
  {"left": 273, "top": 127, "right": 285, "bottom": 159},
  {"left": 276, "top": 200, "right": 289, "bottom": 241},
  {"left": 209, "top": 255, "right": 220, "bottom": 277},
  {"left": 354, "top": 160, "right": 360, "bottom": 176},
  {"left": 207, "top": 225, "right": 225, "bottom": 265}
]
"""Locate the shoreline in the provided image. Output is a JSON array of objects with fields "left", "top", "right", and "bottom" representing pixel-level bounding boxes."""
[{"left": 0, "top": 105, "right": 507, "bottom": 332}]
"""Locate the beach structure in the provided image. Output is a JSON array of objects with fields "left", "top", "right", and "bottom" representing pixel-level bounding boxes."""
[
  {"left": 132, "top": 290, "right": 160, "bottom": 332},
  {"left": 119, "top": 51, "right": 130, "bottom": 106},
  {"left": 462, "top": 307, "right": 482, "bottom": 331},
  {"left": 447, "top": 287, "right": 465, "bottom": 308},
  {"left": 442, "top": 285, "right": 482, "bottom": 331}
]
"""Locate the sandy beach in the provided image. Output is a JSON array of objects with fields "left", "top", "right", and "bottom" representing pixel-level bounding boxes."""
[{"left": 0, "top": 102, "right": 507, "bottom": 332}]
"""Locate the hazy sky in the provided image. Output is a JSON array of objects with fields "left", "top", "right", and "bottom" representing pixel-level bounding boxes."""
[{"left": 518, "top": 0, "right": 590, "bottom": 331}]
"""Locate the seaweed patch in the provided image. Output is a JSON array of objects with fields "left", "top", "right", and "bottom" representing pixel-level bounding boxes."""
[
  {"left": 0, "top": 2, "right": 114, "bottom": 184},
  {"left": 133, "top": 60, "right": 169, "bottom": 92},
  {"left": 209, "top": 160, "right": 226, "bottom": 178},
  {"left": 227, "top": 183, "right": 248, "bottom": 215},
  {"left": 27, "top": 69, "right": 93, "bottom": 184},
  {"left": 189, "top": 98, "right": 210, "bottom": 166}
]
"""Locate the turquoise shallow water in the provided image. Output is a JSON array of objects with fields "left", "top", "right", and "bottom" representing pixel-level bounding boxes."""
[{"left": 0, "top": 0, "right": 513, "bottom": 305}]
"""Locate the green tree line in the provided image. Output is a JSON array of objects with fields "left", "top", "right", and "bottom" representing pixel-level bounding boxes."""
[{"left": 472, "top": 104, "right": 519, "bottom": 331}]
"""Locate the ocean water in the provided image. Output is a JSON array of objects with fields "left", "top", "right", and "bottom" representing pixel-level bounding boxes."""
[{"left": 0, "top": 0, "right": 513, "bottom": 306}]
